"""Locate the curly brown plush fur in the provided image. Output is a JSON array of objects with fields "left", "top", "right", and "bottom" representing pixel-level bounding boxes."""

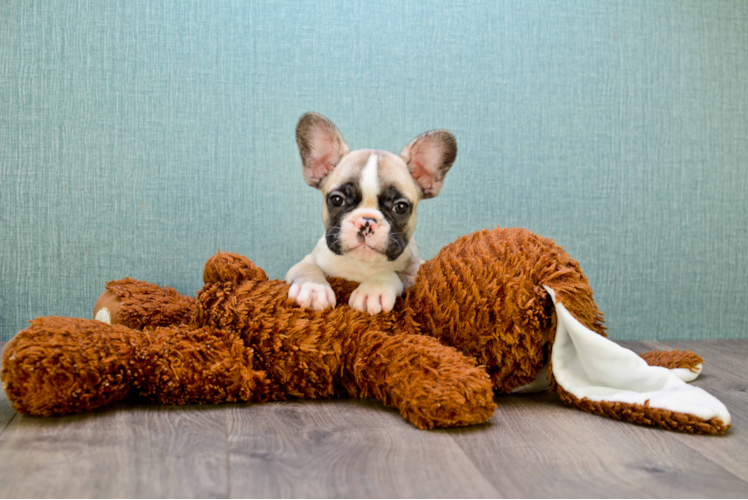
[{"left": 1, "top": 227, "right": 710, "bottom": 431}]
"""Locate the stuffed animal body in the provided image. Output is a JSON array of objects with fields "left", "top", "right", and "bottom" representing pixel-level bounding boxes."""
[{"left": 1, "top": 227, "right": 731, "bottom": 433}]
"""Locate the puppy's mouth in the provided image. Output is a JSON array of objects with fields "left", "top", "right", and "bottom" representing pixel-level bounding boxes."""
[
  {"left": 324, "top": 229, "right": 388, "bottom": 258},
  {"left": 349, "top": 229, "right": 390, "bottom": 255},
  {"left": 347, "top": 243, "right": 384, "bottom": 253},
  {"left": 344, "top": 243, "right": 388, "bottom": 260}
]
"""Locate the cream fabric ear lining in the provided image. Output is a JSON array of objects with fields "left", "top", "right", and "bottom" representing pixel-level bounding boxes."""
[{"left": 544, "top": 285, "right": 730, "bottom": 425}]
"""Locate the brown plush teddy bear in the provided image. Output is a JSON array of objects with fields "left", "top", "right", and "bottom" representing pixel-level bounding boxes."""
[{"left": 1, "top": 227, "right": 731, "bottom": 433}]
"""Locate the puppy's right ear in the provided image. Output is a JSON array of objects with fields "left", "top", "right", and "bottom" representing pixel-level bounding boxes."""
[{"left": 295, "top": 112, "right": 350, "bottom": 188}]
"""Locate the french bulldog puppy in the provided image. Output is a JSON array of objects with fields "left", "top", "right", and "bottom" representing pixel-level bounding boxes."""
[{"left": 286, "top": 112, "right": 456, "bottom": 314}]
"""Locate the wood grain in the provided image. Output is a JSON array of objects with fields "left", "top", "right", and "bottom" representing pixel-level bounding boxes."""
[
  {"left": 449, "top": 389, "right": 748, "bottom": 498},
  {"left": 226, "top": 398, "right": 500, "bottom": 498},
  {"left": 629, "top": 340, "right": 748, "bottom": 485},
  {"left": 0, "top": 402, "right": 230, "bottom": 498}
]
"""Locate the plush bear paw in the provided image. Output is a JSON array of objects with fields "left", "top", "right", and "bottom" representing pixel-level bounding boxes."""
[
  {"left": 94, "top": 307, "right": 111, "bottom": 324},
  {"left": 93, "top": 290, "right": 124, "bottom": 325}
]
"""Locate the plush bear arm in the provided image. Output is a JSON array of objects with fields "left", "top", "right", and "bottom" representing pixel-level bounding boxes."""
[
  {"left": 94, "top": 278, "right": 197, "bottom": 330},
  {"left": 2, "top": 317, "right": 138, "bottom": 416},
  {"left": 194, "top": 276, "right": 496, "bottom": 429},
  {"left": 136, "top": 325, "right": 269, "bottom": 405},
  {"left": 1, "top": 317, "right": 267, "bottom": 416}
]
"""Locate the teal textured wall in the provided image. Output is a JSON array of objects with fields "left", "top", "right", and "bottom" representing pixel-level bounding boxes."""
[{"left": 1, "top": 1, "right": 747, "bottom": 341}]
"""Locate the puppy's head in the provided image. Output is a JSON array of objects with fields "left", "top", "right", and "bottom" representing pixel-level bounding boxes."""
[{"left": 296, "top": 112, "right": 457, "bottom": 263}]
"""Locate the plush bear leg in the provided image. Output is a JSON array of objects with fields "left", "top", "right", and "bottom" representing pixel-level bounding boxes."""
[
  {"left": 1, "top": 317, "right": 267, "bottom": 416},
  {"left": 407, "top": 227, "right": 604, "bottom": 394},
  {"left": 346, "top": 330, "right": 497, "bottom": 429},
  {"left": 94, "top": 278, "right": 197, "bottom": 330}
]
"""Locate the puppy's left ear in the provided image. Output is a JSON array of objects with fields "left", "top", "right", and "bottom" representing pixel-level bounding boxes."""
[{"left": 400, "top": 130, "right": 457, "bottom": 198}]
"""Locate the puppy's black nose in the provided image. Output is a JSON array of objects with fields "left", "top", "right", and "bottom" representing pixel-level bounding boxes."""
[{"left": 355, "top": 216, "right": 379, "bottom": 236}]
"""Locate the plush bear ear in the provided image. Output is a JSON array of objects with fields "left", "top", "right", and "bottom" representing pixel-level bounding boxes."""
[
  {"left": 295, "top": 112, "right": 350, "bottom": 188},
  {"left": 400, "top": 130, "right": 457, "bottom": 199}
]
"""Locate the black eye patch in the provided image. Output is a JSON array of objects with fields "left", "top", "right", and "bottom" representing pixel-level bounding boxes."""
[
  {"left": 326, "top": 182, "right": 361, "bottom": 214},
  {"left": 378, "top": 186, "right": 412, "bottom": 261},
  {"left": 378, "top": 186, "right": 411, "bottom": 217},
  {"left": 325, "top": 182, "right": 361, "bottom": 255}
]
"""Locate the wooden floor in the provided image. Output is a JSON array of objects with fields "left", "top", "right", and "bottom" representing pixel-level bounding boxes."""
[{"left": 1, "top": 339, "right": 747, "bottom": 498}]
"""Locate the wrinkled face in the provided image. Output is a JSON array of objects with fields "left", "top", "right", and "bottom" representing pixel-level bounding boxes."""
[
  {"left": 295, "top": 112, "right": 457, "bottom": 263},
  {"left": 321, "top": 149, "right": 421, "bottom": 262}
]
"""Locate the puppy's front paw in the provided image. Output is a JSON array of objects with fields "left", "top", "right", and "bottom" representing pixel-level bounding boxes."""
[
  {"left": 349, "top": 279, "right": 399, "bottom": 315},
  {"left": 288, "top": 279, "right": 336, "bottom": 311}
]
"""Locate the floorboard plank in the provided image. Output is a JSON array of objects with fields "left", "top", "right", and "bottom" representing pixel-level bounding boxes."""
[
  {"left": 226, "top": 398, "right": 500, "bottom": 498},
  {"left": 632, "top": 340, "right": 748, "bottom": 485},
  {"left": 451, "top": 389, "right": 748, "bottom": 498},
  {"left": 0, "top": 403, "right": 230, "bottom": 498}
]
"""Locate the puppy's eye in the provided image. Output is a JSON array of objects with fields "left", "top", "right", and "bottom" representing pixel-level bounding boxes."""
[
  {"left": 329, "top": 194, "right": 345, "bottom": 207},
  {"left": 393, "top": 201, "right": 410, "bottom": 214}
]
